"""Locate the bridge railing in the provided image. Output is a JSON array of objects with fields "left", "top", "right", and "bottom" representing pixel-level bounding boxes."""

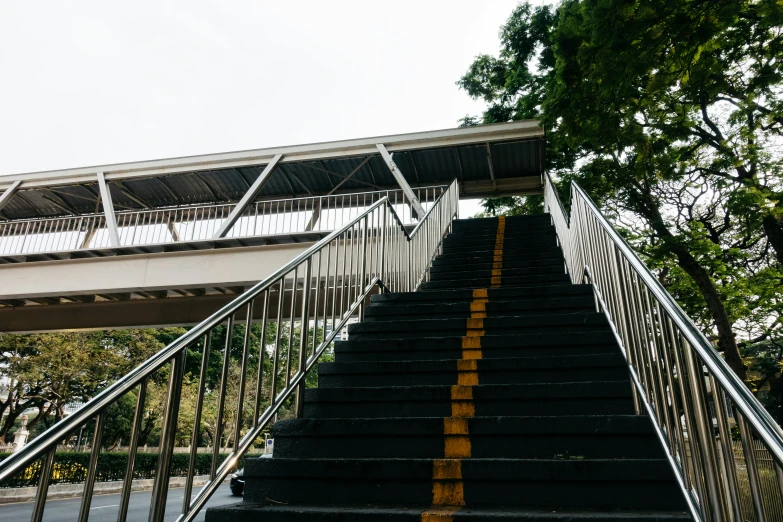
[
  {"left": 0, "top": 185, "right": 445, "bottom": 256},
  {"left": 544, "top": 173, "right": 783, "bottom": 522},
  {"left": 0, "top": 179, "right": 459, "bottom": 522}
]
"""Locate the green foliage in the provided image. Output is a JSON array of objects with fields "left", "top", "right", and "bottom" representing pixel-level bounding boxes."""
[
  {"left": 0, "top": 451, "right": 259, "bottom": 488},
  {"left": 474, "top": 196, "right": 544, "bottom": 217},
  {"left": 459, "top": 0, "right": 783, "bottom": 412}
]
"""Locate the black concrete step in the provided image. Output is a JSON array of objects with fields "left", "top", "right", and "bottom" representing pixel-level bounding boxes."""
[
  {"left": 443, "top": 234, "right": 557, "bottom": 247},
  {"left": 421, "top": 273, "right": 572, "bottom": 290},
  {"left": 429, "top": 257, "right": 565, "bottom": 273},
  {"left": 241, "top": 457, "right": 685, "bottom": 510},
  {"left": 334, "top": 332, "right": 620, "bottom": 362},
  {"left": 442, "top": 238, "right": 557, "bottom": 252},
  {"left": 430, "top": 254, "right": 566, "bottom": 270},
  {"left": 427, "top": 264, "right": 567, "bottom": 282},
  {"left": 208, "top": 504, "right": 691, "bottom": 522},
  {"left": 435, "top": 244, "right": 563, "bottom": 258},
  {"left": 318, "top": 354, "right": 628, "bottom": 388},
  {"left": 452, "top": 215, "right": 552, "bottom": 228},
  {"left": 369, "top": 285, "right": 593, "bottom": 304},
  {"left": 271, "top": 415, "right": 664, "bottom": 459},
  {"left": 363, "top": 295, "right": 595, "bottom": 321},
  {"left": 303, "top": 381, "right": 635, "bottom": 418},
  {"left": 346, "top": 312, "right": 608, "bottom": 340}
]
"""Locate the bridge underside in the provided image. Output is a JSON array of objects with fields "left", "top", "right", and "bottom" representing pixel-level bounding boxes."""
[{"left": 0, "top": 121, "right": 545, "bottom": 332}]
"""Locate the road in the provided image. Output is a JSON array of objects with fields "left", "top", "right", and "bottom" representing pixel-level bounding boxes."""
[{"left": 0, "top": 483, "right": 239, "bottom": 522}]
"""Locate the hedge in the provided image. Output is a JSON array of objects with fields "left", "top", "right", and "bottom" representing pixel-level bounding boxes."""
[{"left": 0, "top": 452, "right": 259, "bottom": 488}]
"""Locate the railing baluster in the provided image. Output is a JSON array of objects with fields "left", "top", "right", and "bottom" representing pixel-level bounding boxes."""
[
  {"left": 311, "top": 250, "right": 323, "bottom": 360},
  {"left": 30, "top": 449, "right": 55, "bottom": 522},
  {"left": 234, "top": 299, "right": 254, "bottom": 451},
  {"left": 285, "top": 268, "right": 298, "bottom": 390},
  {"left": 295, "top": 259, "right": 312, "bottom": 417},
  {"left": 211, "top": 316, "right": 235, "bottom": 479},
  {"left": 711, "top": 381, "right": 743, "bottom": 522},
  {"left": 736, "top": 412, "right": 768, "bottom": 522},
  {"left": 182, "top": 334, "right": 211, "bottom": 516},
  {"left": 254, "top": 291, "right": 269, "bottom": 428},
  {"left": 271, "top": 280, "right": 284, "bottom": 406},
  {"left": 77, "top": 414, "right": 105, "bottom": 522},
  {"left": 150, "top": 350, "right": 186, "bottom": 522},
  {"left": 118, "top": 379, "right": 148, "bottom": 522}
]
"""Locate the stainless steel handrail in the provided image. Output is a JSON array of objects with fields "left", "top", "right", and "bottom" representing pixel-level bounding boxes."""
[
  {"left": 0, "top": 179, "right": 459, "bottom": 522},
  {"left": 544, "top": 174, "right": 783, "bottom": 522}
]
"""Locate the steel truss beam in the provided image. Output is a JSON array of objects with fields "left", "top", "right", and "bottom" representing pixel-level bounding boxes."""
[
  {"left": 376, "top": 144, "right": 425, "bottom": 218},
  {"left": 213, "top": 154, "right": 283, "bottom": 239}
]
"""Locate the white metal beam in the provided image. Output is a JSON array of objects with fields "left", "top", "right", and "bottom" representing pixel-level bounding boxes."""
[
  {"left": 96, "top": 172, "right": 121, "bottom": 247},
  {"left": 0, "top": 180, "right": 21, "bottom": 212},
  {"left": 213, "top": 154, "right": 283, "bottom": 238},
  {"left": 376, "top": 144, "right": 425, "bottom": 218}
]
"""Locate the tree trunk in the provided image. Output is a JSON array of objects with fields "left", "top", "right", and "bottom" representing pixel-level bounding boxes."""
[
  {"left": 634, "top": 193, "right": 747, "bottom": 380},
  {"left": 762, "top": 213, "right": 783, "bottom": 265}
]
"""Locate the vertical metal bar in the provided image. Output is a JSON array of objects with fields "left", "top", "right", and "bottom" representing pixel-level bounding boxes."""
[
  {"left": 271, "top": 280, "right": 285, "bottom": 405},
  {"left": 736, "top": 412, "right": 768, "bottom": 522},
  {"left": 711, "top": 382, "right": 742, "bottom": 522},
  {"left": 358, "top": 216, "right": 368, "bottom": 319},
  {"left": 379, "top": 207, "right": 387, "bottom": 288},
  {"left": 149, "top": 351, "right": 186, "bottom": 522},
  {"left": 254, "top": 291, "right": 269, "bottom": 428},
  {"left": 182, "top": 333, "right": 210, "bottom": 517},
  {"left": 345, "top": 220, "right": 354, "bottom": 315},
  {"left": 30, "top": 449, "right": 55, "bottom": 522},
  {"left": 78, "top": 414, "right": 105, "bottom": 522},
  {"left": 338, "top": 233, "right": 347, "bottom": 327},
  {"left": 644, "top": 289, "right": 676, "bottom": 448},
  {"left": 118, "top": 380, "right": 148, "bottom": 522},
  {"left": 683, "top": 340, "right": 726, "bottom": 521},
  {"left": 234, "top": 300, "right": 255, "bottom": 452},
  {"left": 665, "top": 316, "right": 705, "bottom": 505},
  {"left": 211, "top": 316, "right": 235, "bottom": 479},
  {"left": 311, "top": 250, "right": 323, "bottom": 359},
  {"left": 321, "top": 243, "right": 332, "bottom": 339},
  {"left": 285, "top": 268, "right": 298, "bottom": 390},
  {"left": 295, "top": 259, "right": 312, "bottom": 417}
]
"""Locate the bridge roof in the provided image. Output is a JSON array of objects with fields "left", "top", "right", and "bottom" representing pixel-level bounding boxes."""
[{"left": 0, "top": 121, "right": 544, "bottom": 220}]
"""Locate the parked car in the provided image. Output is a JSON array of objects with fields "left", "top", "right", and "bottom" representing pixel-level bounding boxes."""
[
  {"left": 230, "top": 468, "right": 244, "bottom": 496},
  {"left": 230, "top": 454, "right": 272, "bottom": 496}
]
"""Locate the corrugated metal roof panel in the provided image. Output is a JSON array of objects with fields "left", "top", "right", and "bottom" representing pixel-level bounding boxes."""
[{"left": 2, "top": 134, "right": 543, "bottom": 220}]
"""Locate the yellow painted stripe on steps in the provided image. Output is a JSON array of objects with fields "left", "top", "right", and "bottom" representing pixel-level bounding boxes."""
[
  {"left": 492, "top": 217, "right": 505, "bottom": 288},
  {"left": 432, "top": 460, "right": 465, "bottom": 506},
  {"left": 461, "top": 336, "right": 481, "bottom": 349},
  {"left": 427, "top": 290, "right": 486, "bottom": 515},
  {"left": 469, "top": 298, "right": 487, "bottom": 319}
]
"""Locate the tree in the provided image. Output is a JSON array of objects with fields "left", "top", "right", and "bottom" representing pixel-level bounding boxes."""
[
  {"left": 0, "top": 328, "right": 184, "bottom": 444},
  {"left": 458, "top": 0, "right": 782, "bottom": 386}
]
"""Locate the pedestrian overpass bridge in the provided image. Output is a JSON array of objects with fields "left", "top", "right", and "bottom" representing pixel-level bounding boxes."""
[{"left": 0, "top": 121, "right": 544, "bottom": 332}]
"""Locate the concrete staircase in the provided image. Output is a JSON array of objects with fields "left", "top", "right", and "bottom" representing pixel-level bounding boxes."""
[{"left": 207, "top": 215, "right": 690, "bottom": 522}]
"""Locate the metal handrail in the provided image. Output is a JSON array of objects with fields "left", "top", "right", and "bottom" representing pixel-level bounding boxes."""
[
  {"left": 544, "top": 174, "right": 783, "bottom": 522},
  {"left": 0, "top": 185, "right": 447, "bottom": 256},
  {"left": 0, "top": 179, "right": 460, "bottom": 522}
]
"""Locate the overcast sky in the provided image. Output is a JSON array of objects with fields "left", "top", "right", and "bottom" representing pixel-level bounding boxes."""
[{"left": 0, "top": 1, "right": 534, "bottom": 178}]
